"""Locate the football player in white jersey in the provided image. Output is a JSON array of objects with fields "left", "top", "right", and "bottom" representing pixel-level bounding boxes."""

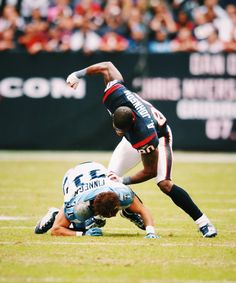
[
  {"left": 66, "top": 61, "right": 217, "bottom": 238},
  {"left": 35, "top": 161, "right": 160, "bottom": 238}
]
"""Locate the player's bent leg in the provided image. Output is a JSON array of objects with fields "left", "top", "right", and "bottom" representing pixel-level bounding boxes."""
[
  {"left": 120, "top": 208, "right": 145, "bottom": 230},
  {"left": 158, "top": 181, "right": 218, "bottom": 238},
  {"left": 34, "top": 207, "right": 59, "bottom": 234},
  {"left": 108, "top": 137, "right": 140, "bottom": 176}
]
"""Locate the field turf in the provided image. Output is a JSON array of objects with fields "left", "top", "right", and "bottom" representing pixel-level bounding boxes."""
[{"left": 0, "top": 151, "right": 236, "bottom": 283}]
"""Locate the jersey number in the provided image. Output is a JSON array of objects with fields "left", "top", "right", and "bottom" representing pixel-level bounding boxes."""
[
  {"left": 151, "top": 107, "right": 166, "bottom": 127},
  {"left": 73, "top": 169, "right": 105, "bottom": 187}
]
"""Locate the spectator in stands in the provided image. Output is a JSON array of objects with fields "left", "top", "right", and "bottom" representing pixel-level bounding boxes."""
[
  {"left": 126, "top": 6, "right": 147, "bottom": 53},
  {"left": 53, "top": 15, "right": 74, "bottom": 52},
  {"left": 196, "top": 27, "right": 225, "bottom": 53},
  {"left": 18, "top": 8, "right": 49, "bottom": 54},
  {"left": 148, "top": 28, "right": 172, "bottom": 53},
  {"left": 98, "top": 0, "right": 128, "bottom": 52},
  {"left": 47, "top": 0, "right": 73, "bottom": 25},
  {"left": 224, "top": 4, "right": 236, "bottom": 51},
  {"left": 0, "top": 26, "right": 15, "bottom": 50},
  {"left": 69, "top": 16, "right": 101, "bottom": 54},
  {"left": 99, "top": 0, "right": 127, "bottom": 36},
  {"left": 170, "top": 0, "right": 200, "bottom": 21},
  {"left": 0, "top": 0, "right": 235, "bottom": 53},
  {"left": 193, "top": 9, "right": 216, "bottom": 41},
  {"left": 175, "top": 9, "right": 194, "bottom": 30},
  {"left": 20, "top": 0, "right": 50, "bottom": 19},
  {"left": 73, "top": 0, "right": 104, "bottom": 31},
  {"left": 44, "top": 25, "right": 61, "bottom": 51},
  {"left": 0, "top": 3, "right": 25, "bottom": 32},
  {"left": 100, "top": 31, "right": 128, "bottom": 52},
  {"left": 171, "top": 26, "right": 197, "bottom": 52},
  {"left": 193, "top": 0, "right": 232, "bottom": 42},
  {"left": 149, "top": 1, "right": 177, "bottom": 41}
]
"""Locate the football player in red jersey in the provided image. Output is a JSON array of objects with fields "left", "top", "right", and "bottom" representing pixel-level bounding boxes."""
[{"left": 66, "top": 61, "right": 217, "bottom": 238}]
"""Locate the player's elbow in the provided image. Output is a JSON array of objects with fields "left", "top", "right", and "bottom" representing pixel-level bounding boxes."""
[
  {"left": 102, "top": 61, "right": 114, "bottom": 71},
  {"left": 104, "top": 61, "right": 114, "bottom": 67},
  {"left": 51, "top": 225, "right": 62, "bottom": 236}
]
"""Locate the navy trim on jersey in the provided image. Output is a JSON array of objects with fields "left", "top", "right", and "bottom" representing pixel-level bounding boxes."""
[
  {"left": 132, "top": 133, "right": 157, "bottom": 149},
  {"left": 102, "top": 83, "right": 124, "bottom": 104}
]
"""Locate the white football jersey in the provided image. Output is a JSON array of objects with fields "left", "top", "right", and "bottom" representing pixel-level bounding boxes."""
[{"left": 62, "top": 161, "right": 116, "bottom": 203}]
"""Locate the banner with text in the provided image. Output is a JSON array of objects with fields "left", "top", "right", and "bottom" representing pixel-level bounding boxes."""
[{"left": 0, "top": 52, "right": 235, "bottom": 151}]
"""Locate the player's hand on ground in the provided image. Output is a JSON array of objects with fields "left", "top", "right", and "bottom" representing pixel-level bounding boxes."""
[
  {"left": 144, "top": 233, "right": 160, "bottom": 239},
  {"left": 66, "top": 72, "right": 80, "bottom": 89},
  {"left": 84, "top": 227, "right": 103, "bottom": 236}
]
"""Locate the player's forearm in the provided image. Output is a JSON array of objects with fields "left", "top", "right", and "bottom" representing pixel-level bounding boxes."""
[
  {"left": 123, "top": 150, "right": 158, "bottom": 184},
  {"left": 51, "top": 226, "right": 77, "bottom": 236},
  {"left": 123, "top": 169, "right": 156, "bottom": 185},
  {"left": 140, "top": 209, "right": 154, "bottom": 228},
  {"left": 66, "top": 61, "right": 124, "bottom": 86}
]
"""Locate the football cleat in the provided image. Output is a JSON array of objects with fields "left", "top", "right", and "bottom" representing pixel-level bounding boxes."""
[
  {"left": 34, "top": 207, "right": 59, "bottom": 234},
  {"left": 145, "top": 233, "right": 161, "bottom": 239},
  {"left": 120, "top": 209, "right": 145, "bottom": 230},
  {"left": 199, "top": 223, "right": 217, "bottom": 238}
]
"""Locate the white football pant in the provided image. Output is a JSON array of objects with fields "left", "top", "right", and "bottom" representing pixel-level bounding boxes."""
[{"left": 108, "top": 126, "right": 173, "bottom": 184}]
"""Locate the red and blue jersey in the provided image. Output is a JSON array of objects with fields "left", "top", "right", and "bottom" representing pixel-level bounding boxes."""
[{"left": 102, "top": 80, "right": 168, "bottom": 153}]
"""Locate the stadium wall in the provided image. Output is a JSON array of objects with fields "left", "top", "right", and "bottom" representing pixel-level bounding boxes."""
[{"left": 0, "top": 52, "right": 235, "bottom": 151}]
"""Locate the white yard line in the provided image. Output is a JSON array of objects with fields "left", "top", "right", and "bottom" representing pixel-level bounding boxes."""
[
  {"left": 0, "top": 216, "right": 30, "bottom": 221},
  {"left": 0, "top": 278, "right": 234, "bottom": 283},
  {"left": 0, "top": 241, "right": 235, "bottom": 248},
  {"left": 0, "top": 151, "right": 235, "bottom": 163}
]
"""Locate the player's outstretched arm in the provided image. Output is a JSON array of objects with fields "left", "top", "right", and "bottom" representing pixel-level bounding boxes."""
[
  {"left": 123, "top": 149, "right": 158, "bottom": 185},
  {"left": 66, "top": 61, "right": 124, "bottom": 89},
  {"left": 51, "top": 208, "right": 103, "bottom": 237},
  {"left": 129, "top": 195, "right": 160, "bottom": 238},
  {"left": 51, "top": 208, "right": 77, "bottom": 236}
]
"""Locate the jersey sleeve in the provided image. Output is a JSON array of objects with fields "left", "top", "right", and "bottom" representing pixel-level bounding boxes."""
[
  {"left": 64, "top": 197, "right": 93, "bottom": 224},
  {"left": 131, "top": 132, "right": 159, "bottom": 154}
]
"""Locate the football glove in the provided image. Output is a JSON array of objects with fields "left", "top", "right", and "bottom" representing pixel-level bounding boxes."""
[
  {"left": 85, "top": 216, "right": 106, "bottom": 230},
  {"left": 144, "top": 233, "right": 160, "bottom": 239},
  {"left": 84, "top": 227, "right": 103, "bottom": 236},
  {"left": 66, "top": 72, "right": 80, "bottom": 90}
]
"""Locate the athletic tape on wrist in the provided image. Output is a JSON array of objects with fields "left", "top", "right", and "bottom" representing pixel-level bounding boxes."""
[
  {"left": 75, "top": 231, "right": 83, "bottom": 236},
  {"left": 74, "top": 69, "right": 87, "bottom": 78},
  {"left": 145, "top": 226, "right": 155, "bottom": 235},
  {"left": 122, "top": 176, "right": 132, "bottom": 185}
]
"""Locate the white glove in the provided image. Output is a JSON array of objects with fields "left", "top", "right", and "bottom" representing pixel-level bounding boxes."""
[{"left": 66, "top": 72, "right": 80, "bottom": 90}]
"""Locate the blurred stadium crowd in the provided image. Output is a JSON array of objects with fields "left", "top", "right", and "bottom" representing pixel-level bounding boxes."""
[{"left": 0, "top": 0, "right": 236, "bottom": 54}]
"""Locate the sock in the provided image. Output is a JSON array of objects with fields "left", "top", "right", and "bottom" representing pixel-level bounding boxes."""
[
  {"left": 195, "top": 214, "right": 210, "bottom": 228},
  {"left": 167, "top": 184, "right": 203, "bottom": 221}
]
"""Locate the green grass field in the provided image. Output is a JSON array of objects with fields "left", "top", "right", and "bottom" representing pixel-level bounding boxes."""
[{"left": 0, "top": 151, "right": 236, "bottom": 283}]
